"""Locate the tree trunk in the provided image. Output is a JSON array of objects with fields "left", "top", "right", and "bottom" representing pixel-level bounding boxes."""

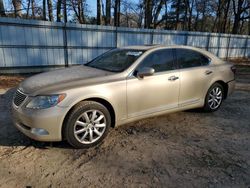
[
  {"left": 248, "top": 20, "right": 250, "bottom": 35},
  {"left": 56, "top": 0, "right": 62, "bottom": 22},
  {"left": 42, "top": 0, "right": 46, "bottom": 20},
  {"left": 12, "top": 0, "right": 22, "bottom": 18},
  {"left": 81, "top": 0, "right": 85, "bottom": 23},
  {"left": 216, "top": 0, "right": 223, "bottom": 33},
  {"left": 144, "top": 0, "right": 153, "bottom": 28},
  {"left": 105, "top": 0, "right": 111, "bottom": 25},
  {"left": 97, "top": 0, "right": 102, "bottom": 25},
  {"left": 153, "top": 0, "right": 164, "bottom": 28},
  {"left": 232, "top": 0, "right": 243, "bottom": 34},
  {"left": 164, "top": 1, "right": 168, "bottom": 29},
  {"left": 0, "top": 0, "right": 6, "bottom": 16},
  {"left": 232, "top": 13, "right": 241, "bottom": 34},
  {"left": 31, "top": 0, "right": 35, "bottom": 18},
  {"left": 183, "top": 0, "right": 189, "bottom": 30},
  {"left": 239, "top": 19, "right": 245, "bottom": 34},
  {"left": 47, "top": 0, "right": 53, "bottom": 21},
  {"left": 63, "top": 0, "right": 67, "bottom": 23},
  {"left": 175, "top": 0, "right": 180, "bottom": 30},
  {"left": 114, "top": 0, "right": 120, "bottom": 26},
  {"left": 187, "top": 0, "right": 194, "bottom": 31},
  {"left": 200, "top": 1, "right": 206, "bottom": 32},
  {"left": 222, "top": 0, "right": 230, "bottom": 33},
  {"left": 194, "top": 9, "right": 199, "bottom": 31},
  {"left": 26, "top": 0, "right": 30, "bottom": 18},
  {"left": 78, "top": 0, "right": 84, "bottom": 23}
]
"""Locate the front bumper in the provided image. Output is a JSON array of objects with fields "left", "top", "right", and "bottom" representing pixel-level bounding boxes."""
[{"left": 12, "top": 103, "right": 68, "bottom": 142}]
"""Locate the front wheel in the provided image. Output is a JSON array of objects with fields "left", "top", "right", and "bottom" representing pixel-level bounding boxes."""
[
  {"left": 63, "top": 101, "right": 111, "bottom": 148},
  {"left": 203, "top": 83, "right": 224, "bottom": 112}
]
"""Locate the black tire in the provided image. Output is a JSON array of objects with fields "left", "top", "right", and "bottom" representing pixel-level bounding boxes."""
[
  {"left": 63, "top": 101, "right": 111, "bottom": 149},
  {"left": 203, "top": 83, "right": 224, "bottom": 112}
]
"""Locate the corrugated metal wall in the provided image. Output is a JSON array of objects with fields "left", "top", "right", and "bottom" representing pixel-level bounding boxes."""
[{"left": 0, "top": 18, "right": 249, "bottom": 70}]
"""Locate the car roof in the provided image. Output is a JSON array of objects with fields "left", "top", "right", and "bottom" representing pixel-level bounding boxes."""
[
  {"left": 120, "top": 44, "right": 162, "bottom": 50},
  {"left": 120, "top": 45, "right": 223, "bottom": 63},
  {"left": 120, "top": 44, "right": 203, "bottom": 51}
]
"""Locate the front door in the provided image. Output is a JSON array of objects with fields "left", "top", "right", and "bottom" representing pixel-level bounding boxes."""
[{"left": 127, "top": 49, "right": 180, "bottom": 118}]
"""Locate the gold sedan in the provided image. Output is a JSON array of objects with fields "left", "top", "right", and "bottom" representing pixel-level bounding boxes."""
[{"left": 12, "top": 45, "right": 236, "bottom": 148}]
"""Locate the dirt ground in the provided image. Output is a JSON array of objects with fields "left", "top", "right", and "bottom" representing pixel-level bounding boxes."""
[{"left": 0, "top": 61, "right": 250, "bottom": 187}]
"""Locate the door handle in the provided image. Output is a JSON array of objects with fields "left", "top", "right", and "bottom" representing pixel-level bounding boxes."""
[
  {"left": 205, "top": 70, "right": 213, "bottom": 75},
  {"left": 168, "top": 76, "right": 179, "bottom": 81}
]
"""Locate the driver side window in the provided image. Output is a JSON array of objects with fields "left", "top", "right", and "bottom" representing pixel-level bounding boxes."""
[{"left": 137, "top": 49, "right": 175, "bottom": 73}]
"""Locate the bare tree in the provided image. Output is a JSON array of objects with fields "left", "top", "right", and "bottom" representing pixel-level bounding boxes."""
[
  {"left": 122, "top": 0, "right": 144, "bottom": 28},
  {"left": 63, "top": 0, "right": 67, "bottom": 23},
  {"left": 12, "top": 0, "right": 22, "bottom": 17},
  {"left": 70, "top": 0, "right": 85, "bottom": 23},
  {"left": 26, "top": 0, "right": 30, "bottom": 18},
  {"left": 97, "top": 0, "right": 102, "bottom": 25},
  {"left": 152, "top": 0, "right": 165, "bottom": 28},
  {"left": 114, "top": 0, "right": 121, "bottom": 26},
  {"left": 31, "top": 0, "right": 35, "bottom": 18},
  {"left": 144, "top": 0, "right": 153, "bottom": 28},
  {"left": 42, "top": 0, "right": 46, "bottom": 20},
  {"left": 56, "top": 0, "right": 62, "bottom": 22},
  {"left": 47, "top": 0, "right": 53, "bottom": 21},
  {"left": 0, "top": 0, "right": 5, "bottom": 16},
  {"left": 232, "top": 0, "right": 250, "bottom": 34},
  {"left": 187, "top": 0, "right": 195, "bottom": 30},
  {"left": 175, "top": 0, "right": 181, "bottom": 30},
  {"left": 105, "top": 0, "right": 111, "bottom": 25}
]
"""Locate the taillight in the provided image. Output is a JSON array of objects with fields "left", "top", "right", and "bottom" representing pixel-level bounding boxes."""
[{"left": 231, "top": 66, "right": 236, "bottom": 74}]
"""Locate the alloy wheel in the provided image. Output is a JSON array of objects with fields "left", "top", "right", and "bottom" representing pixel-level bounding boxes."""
[
  {"left": 208, "top": 87, "right": 223, "bottom": 110},
  {"left": 73, "top": 110, "right": 106, "bottom": 144}
]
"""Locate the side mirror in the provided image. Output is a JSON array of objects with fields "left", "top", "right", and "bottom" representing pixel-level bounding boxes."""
[{"left": 136, "top": 67, "right": 155, "bottom": 78}]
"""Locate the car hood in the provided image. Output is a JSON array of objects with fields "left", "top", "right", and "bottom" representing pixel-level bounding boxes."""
[{"left": 19, "top": 65, "right": 114, "bottom": 94}]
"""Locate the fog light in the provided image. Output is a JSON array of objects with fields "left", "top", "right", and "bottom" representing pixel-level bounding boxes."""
[{"left": 31, "top": 128, "right": 49, "bottom": 136}]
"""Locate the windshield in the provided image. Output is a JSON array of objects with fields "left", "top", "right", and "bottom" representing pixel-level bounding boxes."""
[{"left": 86, "top": 49, "right": 145, "bottom": 72}]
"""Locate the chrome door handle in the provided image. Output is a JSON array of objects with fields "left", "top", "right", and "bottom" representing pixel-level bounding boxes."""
[
  {"left": 205, "top": 70, "right": 213, "bottom": 75},
  {"left": 168, "top": 76, "right": 179, "bottom": 81}
]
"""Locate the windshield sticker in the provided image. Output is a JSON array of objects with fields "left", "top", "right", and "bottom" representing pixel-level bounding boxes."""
[{"left": 126, "top": 51, "right": 143, "bottom": 56}]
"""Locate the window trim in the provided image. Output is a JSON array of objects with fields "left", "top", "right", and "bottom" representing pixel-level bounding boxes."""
[{"left": 173, "top": 48, "right": 211, "bottom": 70}]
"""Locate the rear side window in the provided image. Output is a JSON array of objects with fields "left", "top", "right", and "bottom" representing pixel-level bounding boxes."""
[
  {"left": 176, "top": 49, "right": 210, "bottom": 69},
  {"left": 137, "top": 49, "right": 175, "bottom": 73}
]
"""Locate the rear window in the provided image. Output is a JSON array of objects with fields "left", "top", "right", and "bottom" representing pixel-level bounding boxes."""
[{"left": 176, "top": 49, "right": 210, "bottom": 69}]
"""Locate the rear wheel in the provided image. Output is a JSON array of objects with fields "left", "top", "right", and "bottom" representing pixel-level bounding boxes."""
[
  {"left": 64, "top": 101, "right": 111, "bottom": 148},
  {"left": 203, "top": 83, "right": 224, "bottom": 112}
]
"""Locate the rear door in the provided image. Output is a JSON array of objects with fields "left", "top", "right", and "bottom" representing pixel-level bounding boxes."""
[{"left": 174, "top": 48, "right": 213, "bottom": 107}]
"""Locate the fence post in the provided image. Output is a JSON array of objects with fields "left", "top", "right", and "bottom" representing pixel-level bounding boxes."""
[
  {"left": 226, "top": 34, "right": 231, "bottom": 60},
  {"left": 206, "top": 33, "right": 211, "bottom": 51},
  {"left": 185, "top": 32, "right": 188, "bottom": 45},
  {"left": 150, "top": 29, "right": 154, "bottom": 45},
  {"left": 63, "top": 23, "right": 69, "bottom": 67},
  {"left": 244, "top": 37, "right": 248, "bottom": 58},
  {"left": 115, "top": 26, "right": 118, "bottom": 47}
]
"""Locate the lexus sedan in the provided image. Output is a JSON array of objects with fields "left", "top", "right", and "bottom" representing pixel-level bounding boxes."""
[{"left": 12, "top": 45, "right": 235, "bottom": 148}]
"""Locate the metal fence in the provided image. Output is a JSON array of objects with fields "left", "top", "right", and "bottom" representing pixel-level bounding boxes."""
[{"left": 0, "top": 17, "right": 249, "bottom": 72}]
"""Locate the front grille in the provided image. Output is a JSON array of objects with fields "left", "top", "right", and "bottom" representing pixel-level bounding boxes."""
[{"left": 13, "top": 90, "right": 27, "bottom": 107}]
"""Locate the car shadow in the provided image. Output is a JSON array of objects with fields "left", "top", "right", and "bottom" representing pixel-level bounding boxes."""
[{"left": 0, "top": 88, "right": 73, "bottom": 149}]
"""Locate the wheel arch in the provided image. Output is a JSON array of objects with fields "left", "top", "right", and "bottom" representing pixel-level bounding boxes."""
[
  {"left": 61, "top": 97, "right": 116, "bottom": 140},
  {"left": 209, "top": 80, "right": 228, "bottom": 99}
]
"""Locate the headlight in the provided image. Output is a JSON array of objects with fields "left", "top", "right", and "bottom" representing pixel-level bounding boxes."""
[{"left": 26, "top": 94, "right": 66, "bottom": 109}]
